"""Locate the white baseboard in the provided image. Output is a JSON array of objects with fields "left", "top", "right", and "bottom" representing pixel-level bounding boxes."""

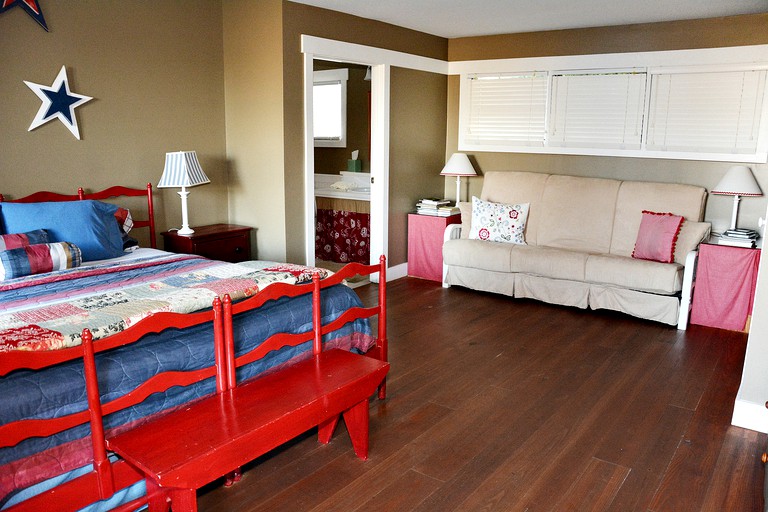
[
  {"left": 387, "top": 262, "right": 407, "bottom": 281},
  {"left": 731, "top": 399, "right": 768, "bottom": 433}
]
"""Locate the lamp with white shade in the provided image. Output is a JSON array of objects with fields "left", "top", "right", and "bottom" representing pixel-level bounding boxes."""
[
  {"left": 157, "top": 151, "right": 210, "bottom": 236},
  {"left": 711, "top": 165, "right": 762, "bottom": 230},
  {"left": 440, "top": 153, "right": 477, "bottom": 206}
]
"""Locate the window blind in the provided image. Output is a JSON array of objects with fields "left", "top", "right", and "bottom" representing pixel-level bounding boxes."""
[
  {"left": 465, "top": 72, "right": 548, "bottom": 147},
  {"left": 646, "top": 70, "right": 767, "bottom": 154},
  {"left": 548, "top": 72, "right": 647, "bottom": 149}
]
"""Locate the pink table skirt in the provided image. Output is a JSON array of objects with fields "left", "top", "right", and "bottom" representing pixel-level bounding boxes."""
[{"left": 690, "top": 243, "right": 760, "bottom": 331}]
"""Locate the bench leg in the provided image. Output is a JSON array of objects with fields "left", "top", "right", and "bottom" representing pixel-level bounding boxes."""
[
  {"left": 224, "top": 468, "right": 242, "bottom": 486},
  {"left": 378, "top": 378, "right": 387, "bottom": 400},
  {"left": 318, "top": 414, "right": 340, "bottom": 444},
  {"left": 343, "top": 399, "right": 370, "bottom": 460},
  {"left": 146, "top": 479, "right": 170, "bottom": 512},
  {"left": 168, "top": 488, "right": 198, "bottom": 512}
]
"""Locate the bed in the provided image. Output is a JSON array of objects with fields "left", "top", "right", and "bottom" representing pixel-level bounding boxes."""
[{"left": 0, "top": 185, "right": 384, "bottom": 511}]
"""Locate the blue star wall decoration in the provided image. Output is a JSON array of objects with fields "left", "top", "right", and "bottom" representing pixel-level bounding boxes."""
[
  {"left": 1, "top": 0, "right": 48, "bottom": 31},
  {"left": 25, "top": 66, "right": 93, "bottom": 140}
]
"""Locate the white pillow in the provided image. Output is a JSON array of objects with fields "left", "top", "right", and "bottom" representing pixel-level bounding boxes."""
[{"left": 468, "top": 196, "right": 529, "bottom": 244}]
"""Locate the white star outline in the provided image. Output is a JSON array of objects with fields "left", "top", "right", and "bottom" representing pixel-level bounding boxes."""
[{"left": 24, "top": 66, "right": 93, "bottom": 140}]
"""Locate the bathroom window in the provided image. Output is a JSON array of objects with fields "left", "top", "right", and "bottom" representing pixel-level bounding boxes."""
[{"left": 313, "top": 68, "right": 348, "bottom": 148}]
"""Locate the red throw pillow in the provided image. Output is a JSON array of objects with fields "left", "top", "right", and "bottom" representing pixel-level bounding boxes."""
[{"left": 632, "top": 211, "right": 684, "bottom": 263}]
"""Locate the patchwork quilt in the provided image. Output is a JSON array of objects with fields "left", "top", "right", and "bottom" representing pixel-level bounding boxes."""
[{"left": 0, "top": 252, "right": 332, "bottom": 352}]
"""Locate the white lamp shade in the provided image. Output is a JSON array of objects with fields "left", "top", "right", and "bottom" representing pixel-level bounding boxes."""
[
  {"left": 440, "top": 153, "right": 477, "bottom": 177},
  {"left": 158, "top": 151, "right": 210, "bottom": 188},
  {"left": 711, "top": 165, "right": 762, "bottom": 197}
]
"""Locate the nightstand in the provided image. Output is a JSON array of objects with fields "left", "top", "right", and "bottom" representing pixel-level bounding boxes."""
[
  {"left": 407, "top": 213, "right": 461, "bottom": 282},
  {"left": 690, "top": 242, "right": 760, "bottom": 331},
  {"left": 161, "top": 224, "right": 252, "bottom": 263}
]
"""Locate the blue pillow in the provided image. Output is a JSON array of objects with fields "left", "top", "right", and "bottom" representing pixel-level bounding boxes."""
[{"left": 0, "top": 200, "right": 123, "bottom": 261}]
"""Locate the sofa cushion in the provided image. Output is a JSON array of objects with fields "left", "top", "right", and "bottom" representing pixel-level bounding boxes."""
[
  {"left": 536, "top": 175, "right": 620, "bottom": 254},
  {"left": 632, "top": 211, "right": 684, "bottom": 263},
  {"left": 509, "top": 245, "right": 589, "bottom": 281},
  {"left": 481, "top": 171, "right": 549, "bottom": 246},
  {"left": 468, "top": 196, "right": 529, "bottom": 244},
  {"left": 443, "top": 238, "right": 512, "bottom": 273},
  {"left": 458, "top": 201, "right": 472, "bottom": 239},
  {"left": 585, "top": 253, "right": 683, "bottom": 294},
  {"left": 609, "top": 180, "right": 707, "bottom": 258}
]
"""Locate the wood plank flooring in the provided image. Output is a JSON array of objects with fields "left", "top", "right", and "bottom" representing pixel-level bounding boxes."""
[{"left": 197, "top": 277, "right": 765, "bottom": 511}]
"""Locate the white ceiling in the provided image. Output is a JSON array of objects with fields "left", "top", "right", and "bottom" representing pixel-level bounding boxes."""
[{"left": 291, "top": 0, "right": 768, "bottom": 38}]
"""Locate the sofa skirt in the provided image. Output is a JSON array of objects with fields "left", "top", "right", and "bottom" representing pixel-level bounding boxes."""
[
  {"left": 444, "top": 266, "right": 515, "bottom": 297},
  {"left": 514, "top": 274, "right": 589, "bottom": 309},
  {"left": 589, "top": 285, "right": 679, "bottom": 325},
  {"left": 445, "top": 265, "right": 679, "bottom": 326}
]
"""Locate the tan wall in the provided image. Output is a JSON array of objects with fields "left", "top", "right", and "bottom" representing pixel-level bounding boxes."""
[
  {"left": 389, "top": 67, "right": 448, "bottom": 265},
  {"left": 446, "top": 14, "right": 768, "bottom": 233},
  {"left": 0, "top": 1, "right": 227, "bottom": 247},
  {"left": 223, "top": 0, "right": 286, "bottom": 261},
  {"left": 281, "top": 1, "right": 448, "bottom": 263}
]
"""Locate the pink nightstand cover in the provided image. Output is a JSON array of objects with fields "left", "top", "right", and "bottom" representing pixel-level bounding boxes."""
[
  {"left": 690, "top": 243, "right": 760, "bottom": 331},
  {"left": 408, "top": 213, "right": 461, "bottom": 282}
]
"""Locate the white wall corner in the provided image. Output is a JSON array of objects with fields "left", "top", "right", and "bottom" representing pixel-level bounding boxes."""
[{"left": 731, "top": 398, "right": 768, "bottom": 433}]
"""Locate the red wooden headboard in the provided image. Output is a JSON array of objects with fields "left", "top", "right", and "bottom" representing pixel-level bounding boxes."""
[{"left": 0, "top": 183, "right": 156, "bottom": 249}]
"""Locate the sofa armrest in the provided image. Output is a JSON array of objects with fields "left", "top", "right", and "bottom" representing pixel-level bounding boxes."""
[
  {"left": 442, "top": 224, "right": 462, "bottom": 288},
  {"left": 677, "top": 249, "right": 699, "bottom": 330},
  {"left": 444, "top": 223, "right": 462, "bottom": 242}
]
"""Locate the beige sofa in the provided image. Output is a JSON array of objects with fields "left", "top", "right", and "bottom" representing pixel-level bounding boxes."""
[{"left": 442, "top": 171, "right": 711, "bottom": 328}]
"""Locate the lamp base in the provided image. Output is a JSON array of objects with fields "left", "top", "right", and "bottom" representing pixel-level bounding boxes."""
[{"left": 176, "top": 226, "right": 195, "bottom": 236}]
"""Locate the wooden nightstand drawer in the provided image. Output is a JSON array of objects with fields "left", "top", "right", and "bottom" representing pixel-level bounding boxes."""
[
  {"left": 194, "top": 235, "right": 250, "bottom": 262},
  {"left": 162, "top": 224, "right": 252, "bottom": 263}
]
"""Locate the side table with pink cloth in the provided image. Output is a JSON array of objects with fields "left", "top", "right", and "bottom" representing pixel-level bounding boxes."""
[
  {"left": 690, "top": 243, "right": 760, "bottom": 331},
  {"left": 408, "top": 213, "right": 461, "bottom": 282}
]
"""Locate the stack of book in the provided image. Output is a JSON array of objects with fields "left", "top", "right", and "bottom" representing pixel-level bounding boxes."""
[
  {"left": 717, "top": 228, "right": 759, "bottom": 248},
  {"left": 416, "top": 198, "right": 459, "bottom": 217}
]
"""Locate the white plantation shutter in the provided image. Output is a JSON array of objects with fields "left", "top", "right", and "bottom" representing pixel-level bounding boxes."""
[
  {"left": 646, "top": 70, "right": 767, "bottom": 154},
  {"left": 465, "top": 72, "right": 547, "bottom": 147},
  {"left": 548, "top": 71, "right": 647, "bottom": 149}
]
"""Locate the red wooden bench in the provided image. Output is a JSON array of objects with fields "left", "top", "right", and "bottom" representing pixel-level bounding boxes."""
[
  {"left": 85, "top": 258, "right": 390, "bottom": 512},
  {"left": 0, "top": 295, "right": 220, "bottom": 512}
]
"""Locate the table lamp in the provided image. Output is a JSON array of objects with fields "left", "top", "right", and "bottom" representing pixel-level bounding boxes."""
[
  {"left": 711, "top": 165, "right": 762, "bottom": 230},
  {"left": 440, "top": 153, "right": 477, "bottom": 206},
  {"left": 158, "top": 151, "right": 210, "bottom": 235}
]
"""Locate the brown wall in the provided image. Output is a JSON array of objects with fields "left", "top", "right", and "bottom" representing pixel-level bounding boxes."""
[
  {"left": 450, "top": 14, "right": 768, "bottom": 61},
  {"left": 0, "top": 1, "right": 227, "bottom": 247},
  {"left": 446, "top": 14, "right": 768, "bottom": 233},
  {"left": 389, "top": 67, "right": 449, "bottom": 265}
]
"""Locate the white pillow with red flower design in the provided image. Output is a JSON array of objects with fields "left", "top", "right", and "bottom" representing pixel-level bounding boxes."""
[{"left": 468, "top": 196, "right": 529, "bottom": 244}]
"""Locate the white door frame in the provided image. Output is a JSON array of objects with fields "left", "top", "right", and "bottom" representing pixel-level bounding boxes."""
[{"left": 301, "top": 35, "right": 447, "bottom": 281}]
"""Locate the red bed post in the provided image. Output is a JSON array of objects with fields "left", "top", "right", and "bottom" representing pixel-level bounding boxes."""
[
  {"left": 146, "top": 183, "right": 157, "bottom": 249},
  {"left": 377, "top": 255, "right": 388, "bottom": 400},
  {"left": 212, "top": 297, "right": 227, "bottom": 394},
  {"left": 82, "top": 328, "right": 116, "bottom": 499},
  {"left": 312, "top": 273, "right": 322, "bottom": 356},
  {"left": 222, "top": 294, "right": 236, "bottom": 391}
]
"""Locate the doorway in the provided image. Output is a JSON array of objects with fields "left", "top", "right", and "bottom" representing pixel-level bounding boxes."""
[
  {"left": 312, "top": 60, "right": 372, "bottom": 286},
  {"left": 302, "top": 40, "right": 390, "bottom": 283}
]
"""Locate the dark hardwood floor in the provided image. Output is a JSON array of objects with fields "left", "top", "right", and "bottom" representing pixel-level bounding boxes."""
[{"left": 198, "top": 277, "right": 765, "bottom": 511}]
